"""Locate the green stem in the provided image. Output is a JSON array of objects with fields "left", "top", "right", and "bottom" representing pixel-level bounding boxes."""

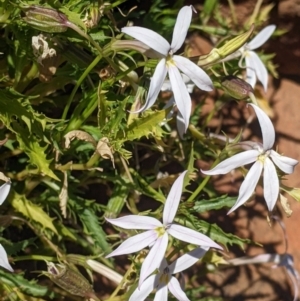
[
  {"left": 186, "top": 155, "right": 221, "bottom": 203},
  {"left": 56, "top": 153, "right": 101, "bottom": 171},
  {"left": 248, "top": 0, "right": 263, "bottom": 26},
  {"left": 64, "top": 92, "right": 99, "bottom": 134},
  {"left": 107, "top": 262, "right": 135, "bottom": 301},
  {"left": 14, "top": 255, "right": 56, "bottom": 262},
  {"left": 61, "top": 54, "right": 102, "bottom": 120},
  {"left": 186, "top": 175, "right": 211, "bottom": 203},
  {"left": 67, "top": 23, "right": 103, "bottom": 55}
]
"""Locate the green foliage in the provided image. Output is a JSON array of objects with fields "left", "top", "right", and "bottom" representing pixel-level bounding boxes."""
[
  {"left": 194, "top": 195, "right": 237, "bottom": 213},
  {"left": 78, "top": 207, "right": 110, "bottom": 252},
  {"left": 0, "top": 269, "right": 56, "bottom": 298},
  {"left": 0, "top": 0, "right": 284, "bottom": 300},
  {"left": 11, "top": 192, "right": 58, "bottom": 235}
]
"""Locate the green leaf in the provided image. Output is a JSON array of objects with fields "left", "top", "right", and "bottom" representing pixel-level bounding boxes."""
[
  {"left": 14, "top": 124, "right": 59, "bottom": 181},
  {"left": 116, "top": 109, "right": 169, "bottom": 141},
  {"left": 0, "top": 237, "right": 37, "bottom": 256},
  {"left": 11, "top": 192, "right": 58, "bottom": 235},
  {"left": 131, "top": 169, "right": 166, "bottom": 203},
  {"left": 78, "top": 208, "right": 111, "bottom": 253},
  {"left": 106, "top": 179, "right": 132, "bottom": 218},
  {"left": 175, "top": 214, "right": 253, "bottom": 251},
  {"left": 197, "top": 219, "right": 253, "bottom": 251},
  {"left": 0, "top": 89, "right": 58, "bottom": 180},
  {"left": 0, "top": 269, "right": 56, "bottom": 298},
  {"left": 193, "top": 195, "right": 237, "bottom": 213},
  {"left": 0, "top": 89, "right": 45, "bottom": 137},
  {"left": 60, "top": 7, "right": 87, "bottom": 30},
  {"left": 55, "top": 223, "right": 78, "bottom": 242}
]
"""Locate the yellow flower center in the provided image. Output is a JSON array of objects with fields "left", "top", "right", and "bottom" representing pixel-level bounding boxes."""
[
  {"left": 166, "top": 56, "right": 176, "bottom": 67},
  {"left": 258, "top": 150, "right": 270, "bottom": 164},
  {"left": 155, "top": 226, "right": 166, "bottom": 237}
]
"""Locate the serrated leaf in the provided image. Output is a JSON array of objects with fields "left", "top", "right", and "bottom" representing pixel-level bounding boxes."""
[
  {"left": 79, "top": 208, "right": 111, "bottom": 253},
  {"left": 198, "top": 220, "right": 252, "bottom": 251},
  {"left": 0, "top": 89, "right": 58, "bottom": 180},
  {"left": 0, "top": 269, "right": 56, "bottom": 298},
  {"left": 0, "top": 237, "right": 37, "bottom": 255},
  {"left": 11, "top": 192, "right": 58, "bottom": 235},
  {"left": 176, "top": 216, "right": 252, "bottom": 250},
  {"left": 14, "top": 123, "right": 59, "bottom": 181},
  {"left": 193, "top": 195, "right": 237, "bottom": 213},
  {"left": 0, "top": 89, "right": 45, "bottom": 137},
  {"left": 116, "top": 109, "right": 169, "bottom": 141},
  {"left": 131, "top": 169, "right": 165, "bottom": 203}
]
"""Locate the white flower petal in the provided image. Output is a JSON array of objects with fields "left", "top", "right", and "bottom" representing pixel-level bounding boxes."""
[
  {"left": 228, "top": 161, "right": 263, "bottom": 214},
  {"left": 106, "top": 230, "right": 158, "bottom": 258},
  {"left": 106, "top": 216, "right": 161, "bottom": 230},
  {"left": 163, "top": 171, "right": 188, "bottom": 225},
  {"left": 167, "top": 224, "right": 222, "bottom": 249},
  {"left": 170, "top": 6, "right": 193, "bottom": 53},
  {"left": 161, "top": 79, "right": 172, "bottom": 92},
  {"left": 170, "top": 246, "right": 209, "bottom": 274},
  {"left": 270, "top": 150, "right": 298, "bottom": 174},
  {"left": 168, "top": 276, "right": 190, "bottom": 301},
  {"left": 263, "top": 157, "right": 279, "bottom": 211},
  {"left": 0, "top": 244, "right": 13, "bottom": 272},
  {"left": 246, "top": 51, "right": 268, "bottom": 91},
  {"left": 139, "top": 233, "right": 168, "bottom": 287},
  {"left": 248, "top": 104, "right": 275, "bottom": 150},
  {"left": 0, "top": 181, "right": 11, "bottom": 205},
  {"left": 245, "top": 57, "right": 257, "bottom": 88},
  {"left": 201, "top": 150, "right": 258, "bottom": 175},
  {"left": 248, "top": 25, "right": 276, "bottom": 50},
  {"left": 168, "top": 65, "right": 191, "bottom": 131},
  {"left": 129, "top": 275, "right": 156, "bottom": 301},
  {"left": 137, "top": 58, "right": 168, "bottom": 112},
  {"left": 154, "top": 284, "right": 168, "bottom": 301},
  {"left": 176, "top": 112, "right": 186, "bottom": 139},
  {"left": 122, "top": 27, "right": 169, "bottom": 56},
  {"left": 173, "top": 55, "right": 213, "bottom": 91}
]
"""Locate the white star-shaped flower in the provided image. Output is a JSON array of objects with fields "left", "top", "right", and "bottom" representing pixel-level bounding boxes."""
[
  {"left": 239, "top": 25, "right": 276, "bottom": 91},
  {"left": 0, "top": 181, "right": 14, "bottom": 272},
  {"left": 163, "top": 74, "right": 195, "bottom": 138},
  {"left": 106, "top": 171, "right": 222, "bottom": 286},
  {"left": 122, "top": 5, "right": 213, "bottom": 132},
  {"left": 0, "top": 181, "right": 11, "bottom": 205},
  {"left": 202, "top": 104, "right": 298, "bottom": 214},
  {"left": 0, "top": 244, "right": 13, "bottom": 272},
  {"left": 129, "top": 247, "right": 209, "bottom": 301}
]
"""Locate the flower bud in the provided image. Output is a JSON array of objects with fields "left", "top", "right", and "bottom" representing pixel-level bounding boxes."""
[
  {"left": 217, "top": 24, "right": 254, "bottom": 58},
  {"left": 221, "top": 75, "right": 254, "bottom": 99},
  {"left": 23, "top": 6, "right": 70, "bottom": 33},
  {"left": 111, "top": 39, "right": 162, "bottom": 59},
  {"left": 83, "top": 5, "right": 101, "bottom": 28},
  {"left": 45, "top": 262, "right": 96, "bottom": 298},
  {"left": 196, "top": 24, "right": 254, "bottom": 67}
]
